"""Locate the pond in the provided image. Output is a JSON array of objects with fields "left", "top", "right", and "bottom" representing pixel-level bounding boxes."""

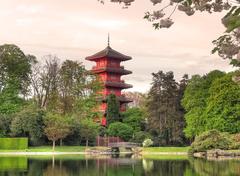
[{"left": 0, "top": 154, "right": 240, "bottom": 176}]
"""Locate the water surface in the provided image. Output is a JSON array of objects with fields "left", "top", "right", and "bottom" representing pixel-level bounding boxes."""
[{"left": 0, "top": 155, "right": 240, "bottom": 176}]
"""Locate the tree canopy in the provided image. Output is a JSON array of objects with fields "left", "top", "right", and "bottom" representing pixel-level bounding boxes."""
[
  {"left": 106, "top": 93, "right": 121, "bottom": 124},
  {"left": 107, "top": 122, "right": 134, "bottom": 141},
  {"left": 146, "top": 71, "right": 188, "bottom": 145},
  {"left": 182, "top": 70, "right": 240, "bottom": 138},
  {"left": 0, "top": 44, "right": 33, "bottom": 114},
  {"left": 44, "top": 113, "right": 73, "bottom": 150},
  {"left": 122, "top": 107, "right": 145, "bottom": 132}
]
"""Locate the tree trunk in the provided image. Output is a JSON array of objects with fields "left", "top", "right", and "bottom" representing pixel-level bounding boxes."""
[
  {"left": 86, "top": 139, "right": 89, "bottom": 148},
  {"left": 53, "top": 140, "right": 56, "bottom": 151},
  {"left": 60, "top": 139, "right": 63, "bottom": 146},
  {"left": 52, "top": 155, "right": 55, "bottom": 168}
]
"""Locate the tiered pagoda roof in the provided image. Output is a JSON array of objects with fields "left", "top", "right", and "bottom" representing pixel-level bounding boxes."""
[
  {"left": 86, "top": 46, "right": 132, "bottom": 61},
  {"left": 104, "top": 81, "right": 132, "bottom": 89},
  {"left": 92, "top": 66, "right": 132, "bottom": 75},
  {"left": 101, "top": 95, "right": 132, "bottom": 103}
]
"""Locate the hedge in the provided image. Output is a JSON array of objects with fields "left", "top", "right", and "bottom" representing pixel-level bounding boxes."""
[
  {"left": 0, "top": 157, "right": 27, "bottom": 171},
  {"left": 0, "top": 138, "right": 28, "bottom": 150}
]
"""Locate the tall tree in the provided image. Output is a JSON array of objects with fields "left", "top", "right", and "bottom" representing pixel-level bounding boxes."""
[
  {"left": 59, "top": 60, "right": 86, "bottom": 114},
  {"left": 176, "top": 74, "right": 189, "bottom": 143},
  {"left": 0, "top": 44, "right": 33, "bottom": 114},
  {"left": 182, "top": 70, "right": 225, "bottom": 138},
  {"left": 30, "top": 55, "right": 60, "bottom": 110},
  {"left": 0, "top": 44, "right": 32, "bottom": 96},
  {"left": 147, "top": 71, "right": 185, "bottom": 145},
  {"left": 106, "top": 93, "right": 120, "bottom": 125},
  {"left": 59, "top": 60, "right": 102, "bottom": 116},
  {"left": 204, "top": 72, "right": 240, "bottom": 133}
]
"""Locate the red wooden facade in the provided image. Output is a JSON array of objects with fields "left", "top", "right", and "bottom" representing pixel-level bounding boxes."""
[{"left": 86, "top": 45, "right": 133, "bottom": 125}]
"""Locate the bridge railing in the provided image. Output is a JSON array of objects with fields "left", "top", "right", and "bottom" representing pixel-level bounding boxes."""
[
  {"left": 96, "top": 136, "right": 124, "bottom": 147},
  {"left": 108, "top": 142, "right": 140, "bottom": 148}
]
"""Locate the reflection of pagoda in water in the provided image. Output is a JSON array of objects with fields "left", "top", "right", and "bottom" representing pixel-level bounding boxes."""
[{"left": 85, "top": 37, "right": 133, "bottom": 125}]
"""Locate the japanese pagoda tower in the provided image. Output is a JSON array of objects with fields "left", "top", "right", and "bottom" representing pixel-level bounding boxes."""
[{"left": 85, "top": 39, "right": 132, "bottom": 125}]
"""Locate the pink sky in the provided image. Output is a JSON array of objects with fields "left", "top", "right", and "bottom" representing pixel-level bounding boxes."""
[{"left": 0, "top": 0, "right": 235, "bottom": 92}]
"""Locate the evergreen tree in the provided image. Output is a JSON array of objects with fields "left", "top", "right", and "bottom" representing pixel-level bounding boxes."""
[
  {"left": 147, "top": 71, "right": 186, "bottom": 145},
  {"left": 106, "top": 93, "right": 120, "bottom": 125}
]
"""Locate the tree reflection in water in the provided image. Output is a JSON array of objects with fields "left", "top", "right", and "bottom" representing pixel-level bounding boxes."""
[
  {"left": 0, "top": 155, "right": 240, "bottom": 176},
  {"left": 189, "top": 158, "right": 240, "bottom": 176}
]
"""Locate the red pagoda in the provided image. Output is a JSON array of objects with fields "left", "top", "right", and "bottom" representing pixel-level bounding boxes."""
[{"left": 85, "top": 39, "right": 132, "bottom": 126}]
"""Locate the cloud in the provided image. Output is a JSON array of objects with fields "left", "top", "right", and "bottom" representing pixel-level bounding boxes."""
[
  {"left": 16, "top": 18, "right": 33, "bottom": 26},
  {"left": 16, "top": 4, "right": 44, "bottom": 14},
  {"left": 0, "top": 0, "right": 233, "bottom": 92}
]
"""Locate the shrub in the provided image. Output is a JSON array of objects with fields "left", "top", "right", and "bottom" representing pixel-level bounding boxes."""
[
  {"left": 107, "top": 122, "right": 133, "bottom": 141},
  {"left": 231, "top": 133, "right": 240, "bottom": 149},
  {"left": 232, "top": 133, "right": 240, "bottom": 142},
  {"left": 0, "top": 138, "right": 28, "bottom": 150},
  {"left": 143, "top": 138, "right": 153, "bottom": 147},
  {"left": 189, "top": 130, "right": 233, "bottom": 153},
  {"left": 122, "top": 108, "right": 145, "bottom": 132},
  {"left": 131, "top": 131, "right": 151, "bottom": 143}
]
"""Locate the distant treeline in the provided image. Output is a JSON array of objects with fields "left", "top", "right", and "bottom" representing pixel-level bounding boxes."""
[{"left": 0, "top": 44, "right": 239, "bottom": 147}]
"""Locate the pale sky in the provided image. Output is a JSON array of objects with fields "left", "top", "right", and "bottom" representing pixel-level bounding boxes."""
[{"left": 0, "top": 0, "right": 235, "bottom": 92}]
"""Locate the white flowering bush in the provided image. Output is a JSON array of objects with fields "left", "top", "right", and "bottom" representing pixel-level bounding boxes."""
[{"left": 143, "top": 138, "right": 153, "bottom": 147}]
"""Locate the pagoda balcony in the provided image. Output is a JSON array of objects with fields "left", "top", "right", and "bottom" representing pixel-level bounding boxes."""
[
  {"left": 91, "top": 66, "right": 132, "bottom": 75},
  {"left": 104, "top": 81, "right": 133, "bottom": 89},
  {"left": 99, "top": 95, "right": 132, "bottom": 103}
]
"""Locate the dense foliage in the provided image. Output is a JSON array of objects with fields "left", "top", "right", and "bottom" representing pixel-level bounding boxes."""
[
  {"left": 10, "top": 105, "right": 45, "bottom": 145},
  {"left": 107, "top": 122, "right": 133, "bottom": 141},
  {"left": 106, "top": 93, "right": 121, "bottom": 124},
  {"left": 131, "top": 131, "right": 151, "bottom": 143},
  {"left": 146, "top": 71, "right": 188, "bottom": 146},
  {"left": 122, "top": 107, "right": 145, "bottom": 132},
  {"left": 190, "top": 130, "right": 234, "bottom": 153},
  {"left": 182, "top": 70, "right": 240, "bottom": 138},
  {"left": 0, "top": 44, "right": 102, "bottom": 147},
  {"left": 182, "top": 70, "right": 225, "bottom": 138},
  {"left": 44, "top": 113, "right": 73, "bottom": 150},
  {"left": 0, "top": 44, "right": 239, "bottom": 148},
  {"left": 0, "top": 44, "right": 32, "bottom": 114},
  {"left": 79, "top": 119, "right": 99, "bottom": 147}
]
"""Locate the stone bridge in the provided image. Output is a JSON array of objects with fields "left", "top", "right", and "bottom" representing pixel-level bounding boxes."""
[{"left": 108, "top": 142, "right": 140, "bottom": 153}]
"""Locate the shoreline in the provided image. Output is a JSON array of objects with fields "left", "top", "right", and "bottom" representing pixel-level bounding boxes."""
[{"left": 0, "top": 151, "right": 188, "bottom": 156}]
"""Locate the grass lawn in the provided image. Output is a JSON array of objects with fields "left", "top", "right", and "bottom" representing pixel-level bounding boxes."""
[
  {"left": 143, "top": 147, "right": 190, "bottom": 153},
  {"left": 0, "top": 146, "right": 87, "bottom": 152},
  {"left": 0, "top": 146, "right": 190, "bottom": 153},
  {"left": 28, "top": 146, "right": 86, "bottom": 152}
]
